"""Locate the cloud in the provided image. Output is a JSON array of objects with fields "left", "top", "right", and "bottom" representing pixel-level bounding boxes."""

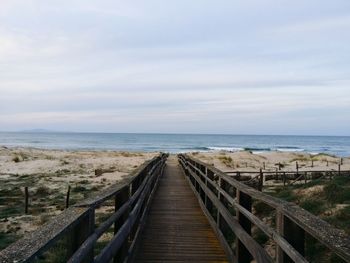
[{"left": 0, "top": 0, "right": 349, "bottom": 135}]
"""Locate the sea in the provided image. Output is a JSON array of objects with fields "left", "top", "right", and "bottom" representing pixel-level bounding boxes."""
[{"left": 0, "top": 132, "right": 349, "bottom": 157}]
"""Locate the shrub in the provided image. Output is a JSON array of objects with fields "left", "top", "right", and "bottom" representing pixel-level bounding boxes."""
[
  {"left": 254, "top": 201, "right": 273, "bottom": 216},
  {"left": 36, "top": 186, "right": 51, "bottom": 196},
  {"left": 324, "top": 183, "right": 345, "bottom": 204},
  {"left": 300, "top": 199, "right": 325, "bottom": 215},
  {"left": 218, "top": 156, "right": 234, "bottom": 167},
  {"left": 73, "top": 186, "right": 87, "bottom": 193},
  {"left": 0, "top": 232, "right": 18, "bottom": 250},
  {"left": 12, "top": 156, "right": 21, "bottom": 163}
]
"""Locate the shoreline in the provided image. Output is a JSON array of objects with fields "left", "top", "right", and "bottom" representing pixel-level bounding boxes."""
[{"left": 1, "top": 132, "right": 350, "bottom": 157}]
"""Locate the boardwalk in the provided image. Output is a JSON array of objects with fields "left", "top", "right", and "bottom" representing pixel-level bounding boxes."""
[
  {"left": 134, "top": 156, "right": 228, "bottom": 262},
  {"left": 2, "top": 154, "right": 349, "bottom": 263}
]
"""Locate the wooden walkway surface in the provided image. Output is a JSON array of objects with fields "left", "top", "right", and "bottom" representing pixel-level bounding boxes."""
[{"left": 134, "top": 156, "right": 228, "bottom": 262}]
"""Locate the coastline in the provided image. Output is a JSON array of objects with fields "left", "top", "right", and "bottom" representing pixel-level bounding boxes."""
[{"left": 1, "top": 132, "right": 350, "bottom": 157}]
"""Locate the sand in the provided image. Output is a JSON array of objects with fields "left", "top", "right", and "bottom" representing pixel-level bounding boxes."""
[{"left": 0, "top": 146, "right": 157, "bottom": 247}]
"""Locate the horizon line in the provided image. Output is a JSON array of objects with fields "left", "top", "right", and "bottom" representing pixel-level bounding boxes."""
[{"left": 0, "top": 130, "right": 349, "bottom": 138}]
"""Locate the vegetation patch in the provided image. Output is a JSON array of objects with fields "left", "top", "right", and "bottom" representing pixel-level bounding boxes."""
[
  {"left": 218, "top": 156, "right": 234, "bottom": 167},
  {"left": 0, "top": 231, "right": 18, "bottom": 250},
  {"left": 264, "top": 175, "right": 350, "bottom": 261}
]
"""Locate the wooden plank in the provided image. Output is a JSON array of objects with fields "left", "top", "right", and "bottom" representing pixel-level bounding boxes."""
[
  {"left": 68, "top": 208, "right": 95, "bottom": 262},
  {"left": 134, "top": 156, "right": 228, "bottom": 262},
  {"left": 236, "top": 191, "right": 252, "bottom": 263},
  {"left": 114, "top": 186, "right": 130, "bottom": 263}
]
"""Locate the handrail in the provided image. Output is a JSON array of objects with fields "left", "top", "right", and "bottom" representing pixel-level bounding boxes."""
[
  {"left": 178, "top": 154, "right": 350, "bottom": 263},
  {"left": 225, "top": 170, "right": 350, "bottom": 174},
  {"left": 0, "top": 153, "right": 168, "bottom": 263}
]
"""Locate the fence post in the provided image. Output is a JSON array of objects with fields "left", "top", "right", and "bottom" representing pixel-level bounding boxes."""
[
  {"left": 276, "top": 167, "right": 278, "bottom": 180},
  {"left": 236, "top": 190, "right": 252, "bottom": 263},
  {"left": 24, "top": 187, "right": 29, "bottom": 214},
  {"left": 338, "top": 164, "right": 341, "bottom": 177},
  {"left": 296, "top": 162, "right": 299, "bottom": 179},
  {"left": 259, "top": 169, "right": 263, "bottom": 191},
  {"left": 276, "top": 211, "right": 305, "bottom": 263},
  {"left": 66, "top": 185, "right": 71, "bottom": 209},
  {"left": 114, "top": 186, "right": 130, "bottom": 263},
  {"left": 283, "top": 172, "right": 286, "bottom": 187}
]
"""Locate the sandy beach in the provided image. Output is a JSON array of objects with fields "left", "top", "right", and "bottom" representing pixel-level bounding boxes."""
[{"left": 0, "top": 146, "right": 156, "bottom": 248}]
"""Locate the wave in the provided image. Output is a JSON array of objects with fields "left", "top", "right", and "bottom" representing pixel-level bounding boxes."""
[
  {"left": 276, "top": 147, "right": 305, "bottom": 152},
  {"left": 208, "top": 146, "right": 244, "bottom": 152},
  {"left": 244, "top": 147, "right": 271, "bottom": 152},
  {"left": 190, "top": 146, "right": 211, "bottom": 151}
]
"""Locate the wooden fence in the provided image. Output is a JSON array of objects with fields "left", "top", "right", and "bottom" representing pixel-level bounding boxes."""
[
  {"left": 178, "top": 154, "right": 350, "bottom": 263},
  {"left": 0, "top": 153, "right": 167, "bottom": 263},
  {"left": 224, "top": 169, "right": 350, "bottom": 190}
]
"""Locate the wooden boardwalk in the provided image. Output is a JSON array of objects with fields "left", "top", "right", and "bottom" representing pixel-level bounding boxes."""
[
  {"left": 2, "top": 154, "right": 350, "bottom": 263},
  {"left": 134, "top": 156, "right": 228, "bottom": 262}
]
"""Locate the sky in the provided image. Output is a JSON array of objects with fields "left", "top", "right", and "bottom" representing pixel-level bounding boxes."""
[{"left": 0, "top": 0, "right": 350, "bottom": 135}]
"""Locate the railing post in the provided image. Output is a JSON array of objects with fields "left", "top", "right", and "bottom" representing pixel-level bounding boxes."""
[
  {"left": 236, "top": 190, "right": 252, "bottom": 263},
  {"left": 216, "top": 177, "right": 221, "bottom": 226},
  {"left": 276, "top": 210, "right": 284, "bottom": 263},
  {"left": 68, "top": 208, "right": 95, "bottom": 263},
  {"left": 204, "top": 167, "right": 208, "bottom": 207},
  {"left": 114, "top": 186, "right": 130, "bottom": 263},
  {"left": 276, "top": 211, "right": 305, "bottom": 263}
]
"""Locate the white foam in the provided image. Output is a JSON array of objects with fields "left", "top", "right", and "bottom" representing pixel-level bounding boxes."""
[
  {"left": 208, "top": 146, "right": 243, "bottom": 152},
  {"left": 276, "top": 148, "right": 305, "bottom": 152}
]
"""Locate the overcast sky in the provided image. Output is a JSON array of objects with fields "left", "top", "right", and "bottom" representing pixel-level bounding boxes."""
[{"left": 0, "top": 1, "right": 349, "bottom": 135}]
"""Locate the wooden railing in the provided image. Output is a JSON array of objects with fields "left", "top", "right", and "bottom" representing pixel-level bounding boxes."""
[
  {"left": 0, "top": 153, "right": 167, "bottom": 263},
  {"left": 178, "top": 154, "right": 350, "bottom": 263}
]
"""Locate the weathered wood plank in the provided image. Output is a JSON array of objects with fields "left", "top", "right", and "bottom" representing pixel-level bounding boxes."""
[{"left": 134, "top": 156, "right": 228, "bottom": 262}]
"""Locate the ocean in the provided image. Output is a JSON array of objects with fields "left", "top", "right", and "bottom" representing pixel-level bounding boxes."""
[{"left": 0, "top": 132, "right": 349, "bottom": 157}]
